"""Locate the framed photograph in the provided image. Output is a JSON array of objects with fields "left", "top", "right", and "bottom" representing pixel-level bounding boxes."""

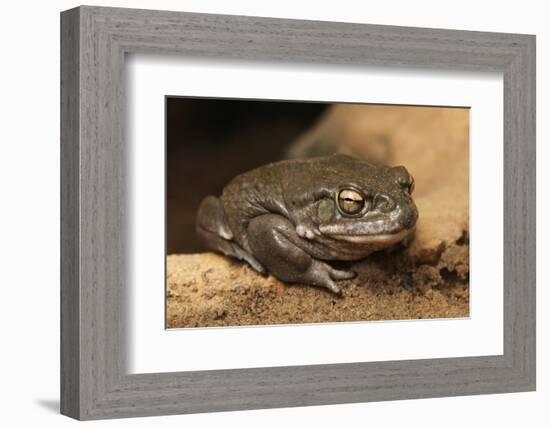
[{"left": 60, "top": 6, "right": 535, "bottom": 420}]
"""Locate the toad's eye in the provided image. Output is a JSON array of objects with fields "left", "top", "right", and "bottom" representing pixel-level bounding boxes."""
[{"left": 338, "top": 189, "right": 365, "bottom": 215}]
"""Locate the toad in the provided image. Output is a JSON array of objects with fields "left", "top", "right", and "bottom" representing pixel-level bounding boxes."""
[{"left": 196, "top": 154, "right": 418, "bottom": 294}]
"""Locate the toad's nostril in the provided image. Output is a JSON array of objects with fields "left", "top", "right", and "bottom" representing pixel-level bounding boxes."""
[
  {"left": 400, "top": 209, "right": 418, "bottom": 229},
  {"left": 374, "top": 193, "right": 395, "bottom": 212}
]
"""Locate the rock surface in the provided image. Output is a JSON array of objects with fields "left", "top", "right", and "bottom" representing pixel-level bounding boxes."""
[
  {"left": 167, "top": 105, "right": 470, "bottom": 328},
  {"left": 167, "top": 248, "right": 468, "bottom": 328}
]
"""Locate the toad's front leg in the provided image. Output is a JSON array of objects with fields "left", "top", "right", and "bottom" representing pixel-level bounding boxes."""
[{"left": 247, "top": 214, "right": 355, "bottom": 294}]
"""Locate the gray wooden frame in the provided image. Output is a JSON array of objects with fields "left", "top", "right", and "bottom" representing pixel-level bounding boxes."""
[{"left": 60, "top": 5, "right": 536, "bottom": 420}]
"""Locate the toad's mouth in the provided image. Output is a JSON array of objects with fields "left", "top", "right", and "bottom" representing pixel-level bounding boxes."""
[
  {"left": 318, "top": 220, "right": 413, "bottom": 244},
  {"left": 323, "top": 228, "right": 412, "bottom": 244}
]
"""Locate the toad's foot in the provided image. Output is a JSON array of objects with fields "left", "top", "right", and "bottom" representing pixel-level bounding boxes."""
[{"left": 304, "top": 260, "right": 357, "bottom": 294}]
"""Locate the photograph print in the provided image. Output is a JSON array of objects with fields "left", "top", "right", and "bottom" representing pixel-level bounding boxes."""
[{"left": 165, "top": 98, "right": 469, "bottom": 328}]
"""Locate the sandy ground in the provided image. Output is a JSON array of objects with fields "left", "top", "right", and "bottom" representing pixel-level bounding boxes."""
[{"left": 167, "top": 105, "right": 470, "bottom": 328}]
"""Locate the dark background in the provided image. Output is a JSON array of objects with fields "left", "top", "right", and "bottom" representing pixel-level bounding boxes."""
[{"left": 166, "top": 97, "right": 328, "bottom": 254}]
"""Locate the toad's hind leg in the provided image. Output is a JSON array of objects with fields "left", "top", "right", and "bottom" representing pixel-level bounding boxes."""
[
  {"left": 247, "top": 214, "right": 355, "bottom": 294},
  {"left": 196, "top": 196, "right": 266, "bottom": 275}
]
